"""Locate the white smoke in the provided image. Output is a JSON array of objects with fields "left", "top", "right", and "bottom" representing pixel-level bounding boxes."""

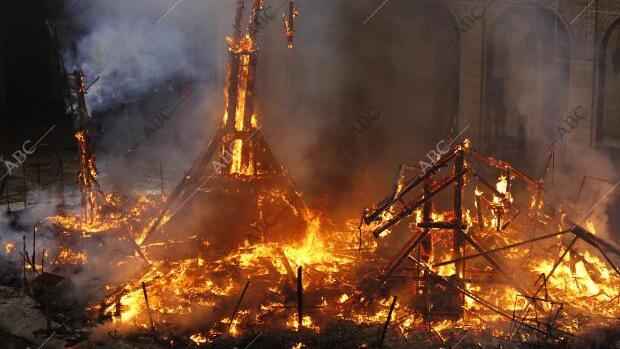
[
  {"left": 66, "top": 0, "right": 205, "bottom": 113},
  {"left": 77, "top": 20, "right": 196, "bottom": 112}
]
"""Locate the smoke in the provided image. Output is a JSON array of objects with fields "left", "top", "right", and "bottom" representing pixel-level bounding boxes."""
[
  {"left": 484, "top": 7, "right": 618, "bottom": 241},
  {"left": 76, "top": 21, "right": 195, "bottom": 112},
  {"left": 0, "top": 189, "right": 61, "bottom": 286},
  {"left": 57, "top": 0, "right": 232, "bottom": 194},
  {"left": 64, "top": 0, "right": 215, "bottom": 111},
  {"left": 58, "top": 0, "right": 619, "bottom": 236},
  {"left": 258, "top": 0, "right": 462, "bottom": 218},
  {"left": 59, "top": 0, "right": 468, "bottom": 220}
]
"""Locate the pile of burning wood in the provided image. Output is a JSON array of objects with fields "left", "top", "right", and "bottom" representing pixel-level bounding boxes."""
[
  {"left": 22, "top": 133, "right": 618, "bottom": 348},
  {"left": 2, "top": 1, "right": 618, "bottom": 348}
]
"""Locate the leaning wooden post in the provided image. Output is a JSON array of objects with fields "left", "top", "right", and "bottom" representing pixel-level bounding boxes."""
[
  {"left": 379, "top": 296, "right": 397, "bottom": 348},
  {"left": 229, "top": 280, "right": 250, "bottom": 334},
  {"left": 141, "top": 282, "right": 156, "bottom": 334},
  {"left": 297, "top": 266, "right": 303, "bottom": 334}
]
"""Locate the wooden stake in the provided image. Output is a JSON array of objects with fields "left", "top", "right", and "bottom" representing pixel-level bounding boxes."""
[
  {"left": 229, "top": 281, "right": 250, "bottom": 334},
  {"left": 379, "top": 296, "right": 397, "bottom": 348},
  {"left": 141, "top": 282, "right": 156, "bottom": 334}
]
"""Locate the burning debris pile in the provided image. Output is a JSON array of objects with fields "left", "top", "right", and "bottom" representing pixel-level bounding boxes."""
[
  {"left": 1, "top": 1, "right": 619, "bottom": 349},
  {"left": 358, "top": 140, "right": 620, "bottom": 344},
  {"left": 83, "top": 137, "right": 619, "bottom": 348}
]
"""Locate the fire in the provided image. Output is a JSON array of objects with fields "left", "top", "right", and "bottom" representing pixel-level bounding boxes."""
[
  {"left": 496, "top": 175, "right": 508, "bottom": 195},
  {"left": 529, "top": 248, "right": 618, "bottom": 317},
  {"left": 42, "top": 131, "right": 620, "bottom": 348},
  {"left": 436, "top": 253, "right": 456, "bottom": 277},
  {"left": 282, "top": 212, "right": 348, "bottom": 270},
  {"left": 475, "top": 187, "right": 483, "bottom": 197},
  {"left": 234, "top": 54, "right": 250, "bottom": 131},
  {"left": 586, "top": 221, "right": 596, "bottom": 235},
  {"left": 4, "top": 241, "right": 15, "bottom": 255},
  {"left": 189, "top": 333, "right": 208, "bottom": 345},
  {"left": 230, "top": 139, "right": 244, "bottom": 175},
  {"left": 75, "top": 130, "right": 103, "bottom": 224},
  {"left": 34, "top": 2, "right": 620, "bottom": 346},
  {"left": 46, "top": 134, "right": 611, "bottom": 347},
  {"left": 55, "top": 247, "right": 87, "bottom": 264},
  {"left": 287, "top": 314, "right": 318, "bottom": 331},
  {"left": 284, "top": 0, "right": 299, "bottom": 50}
]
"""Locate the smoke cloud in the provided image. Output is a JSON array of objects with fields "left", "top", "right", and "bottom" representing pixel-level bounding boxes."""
[{"left": 56, "top": 0, "right": 618, "bottom": 242}]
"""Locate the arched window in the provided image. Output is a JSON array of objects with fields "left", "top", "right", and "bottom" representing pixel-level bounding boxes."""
[
  {"left": 596, "top": 19, "right": 620, "bottom": 147},
  {"left": 485, "top": 7, "right": 569, "bottom": 166}
]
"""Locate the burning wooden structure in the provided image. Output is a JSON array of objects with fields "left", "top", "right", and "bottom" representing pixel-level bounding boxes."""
[
  {"left": 81, "top": 134, "right": 619, "bottom": 348},
  {"left": 4, "top": 2, "right": 619, "bottom": 348},
  {"left": 360, "top": 140, "right": 620, "bottom": 341},
  {"left": 139, "top": 0, "right": 308, "bottom": 257},
  {"left": 71, "top": 69, "right": 104, "bottom": 224}
]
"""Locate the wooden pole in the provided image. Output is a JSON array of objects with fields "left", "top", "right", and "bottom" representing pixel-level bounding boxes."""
[
  {"left": 379, "top": 296, "right": 397, "bottom": 348},
  {"left": 41, "top": 248, "right": 45, "bottom": 273},
  {"left": 433, "top": 229, "right": 571, "bottom": 267},
  {"left": 141, "top": 282, "right": 156, "bottom": 334},
  {"left": 229, "top": 281, "right": 250, "bottom": 334}
]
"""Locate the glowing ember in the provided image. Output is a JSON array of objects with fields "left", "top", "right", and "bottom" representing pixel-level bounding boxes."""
[{"left": 4, "top": 241, "right": 15, "bottom": 255}]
